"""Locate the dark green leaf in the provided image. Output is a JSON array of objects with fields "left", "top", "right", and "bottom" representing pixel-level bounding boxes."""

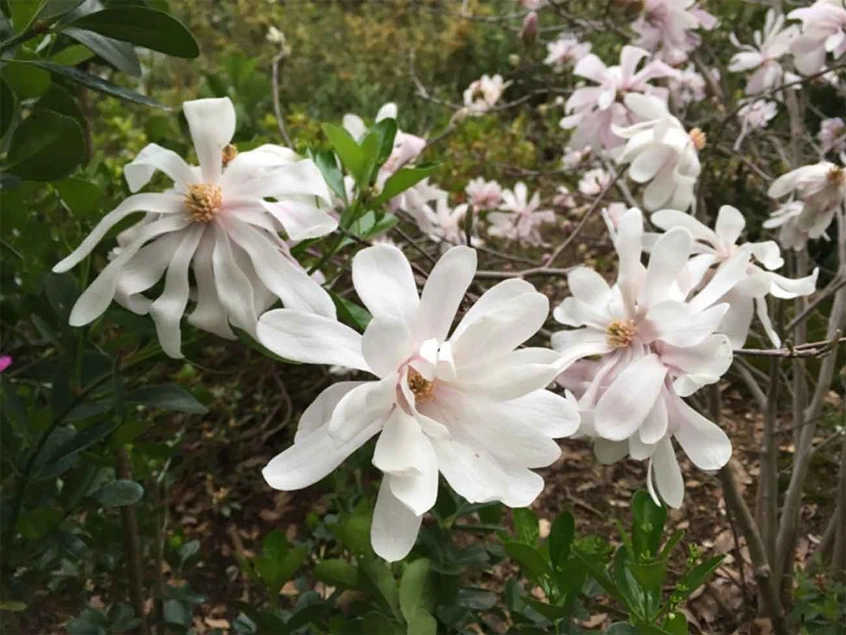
[
  {"left": 357, "top": 118, "right": 396, "bottom": 187},
  {"left": 407, "top": 610, "right": 437, "bottom": 635},
  {"left": 0, "top": 74, "right": 16, "bottom": 139},
  {"left": 400, "top": 558, "right": 433, "bottom": 623},
  {"left": 677, "top": 555, "right": 723, "bottom": 599},
  {"left": 18, "top": 507, "right": 63, "bottom": 539},
  {"left": 549, "top": 512, "right": 575, "bottom": 570},
  {"left": 361, "top": 559, "right": 400, "bottom": 615},
  {"left": 64, "top": 27, "right": 141, "bottom": 75},
  {"left": 629, "top": 560, "right": 666, "bottom": 594},
  {"left": 522, "top": 598, "right": 571, "bottom": 620},
  {"left": 314, "top": 148, "right": 347, "bottom": 202},
  {"left": 12, "top": 59, "right": 168, "bottom": 108},
  {"left": 1, "top": 51, "right": 51, "bottom": 99},
  {"left": 91, "top": 479, "right": 144, "bottom": 506},
  {"left": 49, "top": 44, "right": 95, "bottom": 66},
  {"left": 513, "top": 508, "right": 539, "bottom": 545},
  {"left": 50, "top": 419, "right": 117, "bottom": 463},
  {"left": 361, "top": 613, "right": 398, "bottom": 635},
  {"left": 503, "top": 542, "right": 549, "bottom": 581},
  {"left": 663, "top": 612, "right": 688, "bottom": 635},
  {"left": 371, "top": 165, "right": 436, "bottom": 207},
  {"left": 126, "top": 384, "right": 207, "bottom": 414},
  {"left": 54, "top": 177, "right": 103, "bottom": 218},
  {"left": 314, "top": 559, "right": 360, "bottom": 588},
  {"left": 65, "top": 7, "right": 199, "bottom": 58},
  {"left": 331, "top": 291, "right": 371, "bottom": 331},
  {"left": 455, "top": 588, "right": 496, "bottom": 610},
  {"left": 322, "top": 123, "right": 364, "bottom": 179},
  {"left": 35, "top": 83, "right": 85, "bottom": 126},
  {"left": 606, "top": 623, "right": 636, "bottom": 634},
  {"left": 631, "top": 491, "right": 666, "bottom": 560},
  {"left": 3, "top": 109, "right": 82, "bottom": 181}
]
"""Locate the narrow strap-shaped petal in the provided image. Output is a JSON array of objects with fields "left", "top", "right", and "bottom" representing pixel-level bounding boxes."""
[
  {"left": 260, "top": 199, "right": 338, "bottom": 241},
  {"left": 371, "top": 477, "right": 423, "bottom": 562},
  {"left": 124, "top": 143, "right": 197, "bottom": 193},
  {"left": 211, "top": 223, "right": 259, "bottom": 334},
  {"left": 183, "top": 97, "right": 236, "bottom": 184},
  {"left": 188, "top": 228, "right": 236, "bottom": 339}
]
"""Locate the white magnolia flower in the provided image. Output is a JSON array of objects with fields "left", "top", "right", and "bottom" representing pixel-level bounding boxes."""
[
  {"left": 256, "top": 245, "right": 579, "bottom": 561},
  {"left": 412, "top": 196, "right": 476, "bottom": 247},
  {"left": 561, "top": 46, "right": 676, "bottom": 151},
  {"left": 578, "top": 168, "right": 611, "bottom": 197},
  {"left": 729, "top": 9, "right": 799, "bottom": 95},
  {"left": 488, "top": 182, "right": 556, "bottom": 245},
  {"left": 553, "top": 185, "right": 576, "bottom": 210},
  {"left": 818, "top": 117, "right": 846, "bottom": 154},
  {"left": 632, "top": 0, "right": 718, "bottom": 64},
  {"left": 53, "top": 98, "right": 336, "bottom": 358},
  {"left": 668, "top": 63, "right": 707, "bottom": 108},
  {"left": 763, "top": 200, "right": 812, "bottom": 251},
  {"left": 768, "top": 160, "right": 846, "bottom": 243},
  {"left": 788, "top": 0, "right": 846, "bottom": 75},
  {"left": 552, "top": 208, "right": 735, "bottom": 508},
  {"left": 734, "top": 99, "right": 779, "bottom": 151},
  {"left": 465, "top": 177, "right": 503, "bottom": 211},
  {"left": 562, "top": 146, "right": 591, "bottom": 169},
  {"left": 651, "top": 206, "right": 818, "bottom": 347},
  {"left": 613, "top": 94, "right": 703, "bottom": 212},
  {"left": 395, "top": 177, "right": 448, "bottom": 218},
  {"left": 544, "top": 34, "right": 592, "bottom": 71},
  {"left": 463, "top": 74, "right": 510, "bottom": 115}
]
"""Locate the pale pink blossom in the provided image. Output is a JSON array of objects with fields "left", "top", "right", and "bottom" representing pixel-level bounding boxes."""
[
  {"left": 763, "top": 200, "right": 812, "bottom": 251},
  {"left": 818, "top": 117, "right": 846, "bottom": 154},
  {"left": 465, "top": 177, "right": 503, "bottom": 211},
  {"left": 561, "top": 45, "right": 676, "bottom": 151},
  {"left": 734, "top": 99, "right": 779, "bottom": 150},
  {"left": 544, "top": 34, "right": 592, "bottom": 71},
  {"left": 0, "top": 356, "right": 11, "bottom": 373},
  {"left": 412, "top": 196, "right": 477, "bottom": 246},
  {"left": 632, "top": 0, "right": 718, "bottom": 64},
  {"left": 578, "top": 168, "right": 612, "bottom": 197},
  {"left": 553, "top": 185, "right": 576, "bottom": 209},
  {"left": 562, "top": 146, "right": 591, "bottom": 169},
  {"left": 789, "top": 0, "right": 846, "bottom": 75},
  {"left": 729, "top": 9, "right": 799, "bottom": 95},
  {"left": 668, "top": 63, "right": 707, "bottom": 108},
  {"left": 463, "top": 74, "right": 511, "bottom": 115},
  {"left": 488, "top": 182, "right": 556, "bottom": 245}
]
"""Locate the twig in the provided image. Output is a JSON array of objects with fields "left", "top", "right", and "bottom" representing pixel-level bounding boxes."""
[
  {"left": 116, "top": 447, "right": 150, "bottom": 635},
  {"left": 734, "top": 335, "right": 845, "bottom": 358},
  {"left": 786, "top": 276, "right": 846, "bottom": 331},
  {"left": 271, "top": 50, "right": 293, "bottom": 148}
]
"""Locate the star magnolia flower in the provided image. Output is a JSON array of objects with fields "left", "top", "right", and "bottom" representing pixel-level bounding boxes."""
[
  {"left": 488, "top": 182, "right": 556, "bottom": 245},
  {"left": 729, "top": 9, "right": 799, "bottom": 95},
  {"left": 788, "top": 0, "right": 846, "bottom": 75},
  {"left": 552, "top": 208, "right": 735, "bottom": 507},
  {"left": 463, "top": 74, "right": 510, "bottom": 115},
  {"left": 465, "top": 177, "right": 503, "bottom": 211},
  {"left": 53, "top": 98, "right": 336, "bottom": 358},
  {"left": 734, "top": 99, "right": 779, "bottom": 151},
  {"left": 763, "top": 200, "right": 813, "bottom": 251},
  {"left": 561, "top": 45, "right": 676, "bottom": 151},
  {"left": 553, "top": 185, "right": 576, "bottom": 210},
  {"left": 613, "top": 94, "right": 703, "bottom": 212},
  {"left": 578, "top": 168, "right": 611, "bottom": 197},
  {"left": 819, "top": 117, "right": 846, "bottom": 154},
  {"left": 394, "top": 177, "right": 448, "bottom": 218},
  {"left": 668, "top": 63, "right": 707, "bottom": 108},
  {"left": 256, "top": 244, "right": 579, "bottom": 561},
  {"left": 411, "top": 196, "right": 476, "bottom": 247},
  {"left": 562, "top": 146, "right": 591, "bottom": 169},
  {"left": 768, "top": 160, "right": 846, "bottom": 243},
  {"left": 632, "top": 0, "right": 718, "bottom": 65},
  {"left": 544, "top": 34, "right": 592, "bottom": 71},
  {"left": 650, "top": 206, "right": 818, "bottom": 347}
]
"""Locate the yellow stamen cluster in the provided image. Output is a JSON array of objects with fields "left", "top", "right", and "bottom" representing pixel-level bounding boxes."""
[
  {"left": 407, "top": 367, "right": 435, "bottom": 402},
  {"left": 222, "top": 144, "right": 238, "bottom": 167},
  {"left": 184, "top": 183, "right": 223, "bottom": 223},
  {"left": 689, "top": 128, "right": 707, "bottom": 151},
  {"left": 827, "top": 166, "right": 845, "bottom": 185},
  {"left": 606, "top": 319, "right": 637, "bottom": 349}
]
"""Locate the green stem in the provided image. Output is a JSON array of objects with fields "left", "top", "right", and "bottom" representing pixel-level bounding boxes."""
[{"left": 0, "top": 23, "right": 50, "bottom": 55}]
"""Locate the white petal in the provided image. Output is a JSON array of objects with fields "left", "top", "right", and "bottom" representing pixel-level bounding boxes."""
[
  {"left": 594, "top": 354, "right": 668, "bottom": 442},
  {"left": 717, "top": 293, "right": 754, "bottom": 349},
  {"left": 124, "top": 143, "right": 196, "bottom": 192},
  {"left": 689, "top": 249, "right": 752, "bottom": 311},
  {"left": 651, "top": 436, "right": 684, "bottom": 508},
  {"left": 361, "top": 316, "right": 413, "bottom": 377},
  {"left": 639, "top": 227, "right": 692, "bottom": 309},
  {"left": 188, "top": 228, "right": 236, "bottom": 339},
  {"left": 261, "top": 200, "right": 337, "bottom": 241},
  {"left": 149, "top": 224, "right": 204, "bottom": 358},
  {"left": 639, "top": 394, "right": 668, "bottom": 444},
  {"left": 328, "top": 377, "right": 396, "bottom": 446},
  {"left": 114, "top": 231, "right": 184, "bottom": 311},
  {"left": 669, "top": 391, "right": 732, "bottom": 470},
  {"left": 371, "top": 477, "right": 422, "bottom": 562},
  {"left": 661, "top": 335, "right": 732, "bottom": 392},
  {"left": 352, "top": 244, "right": 419, "bottom": 327},
  {"left": 497, "top": 389, "right": 580, "bottom": 438},
  {"left": 449, "top": 347, "right": 561, "bottom": 400},
  {"left": 451, "top": 278, "right": 535, "bottom": 340},
  {"left": 416, "top": 246, "right": 476, "bottom": 342},
  {"left": 221, "top": 144, "right": 299, "bottom": 189},
  {"left": 211, "top": 224, "right": 260, "bottom": 334},
  {"left": 650, "top": 209, "right": 714, "bottom": 243},
  {"left": 641, "top": 301, "right": 728, "bottom": 347},
  {"left": 297, "top": 381, "right": 365, "bottom": 442},
  {"left": 53, "top": 193, "right": 185, "bottom": 273},
  {"left": 566, "top": 267, "right": 613, "bottom": 306},
  {"left": 257, "top": 309, "right": 369, "bottom": 371},
  {"left": 714, "top": 205, "right": 746, "bottom": 246},
  {"left": 231, "top": 159, "right": 332, "bottom": 204},
  {"left": 183, "top": 97, "right": 236, "bottom": 184}
]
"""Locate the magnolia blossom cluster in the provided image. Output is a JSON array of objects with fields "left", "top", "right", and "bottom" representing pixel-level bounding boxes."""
[
  {"left": 544, "top": 33, "right": 592, "bottom": 71},
  {"left": 729, "top": 9, "right": 798, "bottom": 96},
  {"left": 631, "top": 0, "right": 717, "bottom": 65},
  {"left": 487, "top": 182, "right": 557, "bottom": 246},
  {"left": 463, "top": 74, "right": 510, "bottom": 115},
  {"left": 789, "top": 0, "right": 846, "bottom": 75}
]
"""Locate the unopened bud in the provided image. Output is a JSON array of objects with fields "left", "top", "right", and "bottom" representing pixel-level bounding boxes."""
[
  {"left": 508, "top": 54, "right": 521, "bottom": 67},
  {"left": 520, "top": 11, "right": 538, "bottom": 45}
]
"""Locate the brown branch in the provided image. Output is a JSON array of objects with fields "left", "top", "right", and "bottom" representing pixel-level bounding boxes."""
[
  {"left": 734, "top": 335, "right": 845, "bottom": 358},
  {"left": 116, "top": 447, "right": 150, "bottom": 635}
]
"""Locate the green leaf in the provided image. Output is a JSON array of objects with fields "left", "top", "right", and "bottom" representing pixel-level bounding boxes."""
[
  {"left": 407, "top": 610, "right": 437, "bottom": 635},
  {"left": 0, "top": 601, "right": 27, "bottom": 612},
  {"left": 35, "top": 83, "right": 85, "bottom": 126},
  {"left": 314, "top": 148, "right": 347, "bottom": 202},
  {"left": 65, "top": 7, "right": 199, "bottom": 58},
  {"left": 549, "top": 512, "right": 575, "bottom": 570},
  {"left": 455, "top": 588, "right": 496, "bottom": 610},
  {"left": 361, "top": 559, "right": 400, "bottom": 615},
  {"left": 606, "top": 623, "right": 636, "bottom": 634},
  {"left": 0, "top": 75, "right": 16, "bottom": 140},
  {"left": 371, "top": 165, "right": 436, "bottom": 207},
  {"left": 400, "top": 558, "right": 433, "bottom": 623},
  {"left": 522, "top": 598, "right": 572, "bottom": 620},
  {"left": 677, "top": 555, "right": 723, "bottom": 599},
  {"left": 18, "top": 507, "right": 63, "bottom": 539},
  {"left": 662, "top": 613, "right": 688, "bottom": 635},
  {"left": 12, "top": 59, "right": 168, "bottom": 108},
  {"left": 3, "top": 109, "right": 83, "bottom": 181},
  {"left": 49, "top": 44, "right": 95, "bottom": 66},
  {"left": 331, "top": 291, "right": 371, "bottom": 331},
  {"left": 357, "top": 118, "right": 396, "bottom": 187},
  {"left": 629, "top": 560, "right": 666, "bottom": 594},
  {"left": 322, "top": 123, "right": 364, "bottom": 180},
  {"left": 64, "top": 27, "right": 141, "bottom": 76},
  {"left": 49, "top": 419, "right": 117, "bottom": 464},
  {"left": 55, "top": 177, "right": 103, "bottom": 218},
  {"left": 362, "top": 613, "right": 399, "bottom": 635},
  {"left": 632, "top": 490, "right": 667, "bottom": 560},
  {"left": 314, "top": 559, "right": 360, "bottom": 588},
  {"left": 513, "top": 508, "right": 539, "bottom": 545},
  {"left": 1, "top": 51, "right": 51, "bottom": 99},
  {"left": 126, "top": 384, "right": 207, "bottom": 414},
  {"left": 91, "top": 479, "right": 144, "bottom": 506},
  {"left": 503, "top": 542, "right": 549, "bottom": 581}
]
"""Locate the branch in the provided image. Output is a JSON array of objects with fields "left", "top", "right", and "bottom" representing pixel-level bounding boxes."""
[
  {"left": 116, "top": 447, "right": 150, "bottom": 635},
  {"left": 734, "top": 335, "right": 845, "bottom": 358},
  {"left": 271, "top": 50, "right": 293, "bottom": 148}
]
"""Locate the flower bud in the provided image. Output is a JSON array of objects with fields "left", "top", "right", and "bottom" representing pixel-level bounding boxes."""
[
  {"left": 509, "top": 54, "right": 521, "bottom": 67},
  {"left": 520, "top": 11, "right": 538, "bottom": 44}
]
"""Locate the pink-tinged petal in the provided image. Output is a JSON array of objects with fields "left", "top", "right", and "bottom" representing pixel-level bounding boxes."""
[
  {"left": 768, "top": 269, "right": 818, "bottom": 299},
  {"left": 450, "top": 348, "right": 561, "bottom": 401},
  {"left": 362, "top": 316, "right": 413, "bottom": 377},
  {"left": 0, "top": 356, "right": 11, "bottom": 373},
  {"left": 261, "top": 200, "right": 337, "bottom": 241},
  {"left": 188, "top": 229, "right": 236, "bottom": 339},
  {"left": 452, "top": 278, "right": 535, "bottom": 339},
  {"left": 689, "top": 248, "right": 752, "bottom": 311},
  {"left": 352, "top": 244, "right": 419, "bottom": 327},
  {"left": 623, "top": 92, "right": 669, "bottom": 121},
  {"left": 619, "top": 45, "right": 649, "bottom": 81},
  {"left": 669, "top": 391, "right": 732, "bottom": 470},
  {"left": 641, "top": 301, "right": 728, "bottom": 347},
  {"left": 638, "top": 227, "right": 692, "bottom": 309},
  {"left": 552, "top": 297, "right": 609, "bottom": 329},
  {"left": 594, "top": 354, "right": 668, "bottom": 441},
  {"left": 183, "top": 98, "right": 236, "bottom": 184},
  {"left": 223, "top": 218, "right": 336, "bottom": 318},
  {"left": 574, "top": 54, "right": 609, "bottom": 84},
  {"left": 257, "top": 309, "right": 369, "bottom": 371},
  {"left": 263, "top": 420, "right": 380, "bottom": 491},
  {"left": 124, "top": 143, "right": 196, "bottom": 192},
  {"left": 416, "top": 246, "right": 476, "bottom": 343},
  {"left": 497, "top": 389, "right": 580, "bottom": 438},
  {"left": 149, "top": 224, "right": 204, "bottom": 358},
  {"left": 371, "top": 477, "right": 422, "bottom": 562},
  {"left": 296, "top": 381, "right": 366, "bottom": 442},
  {"left": 211, "top": 224, "right": 259, "bottom": 334},
  {"left": 629, "top": 433, "right": 656, "bottom": 460},
  {"left": 614, "top": 208, "right": 645, "bottom": 310},
  {"left": 650, "top": 436, "right": 684, "bottom": 508},
  {"left": 661, "top": 335, "right": 733, "bottom": 394},
  {"left": 628, "top": 145, "right": 672, "bottom": 183},
  {"left": 68, "top": 215, "right": 191, "bottom": 326},
  {"left": 53, "top": 193, "right": 186, "bottom": 273},
  {"left": 328, "top": 377, "right": 396, "bottom": 445},
  {"left": 639, "top": 394, "right": 668, "bottom": 445},
  {"left": 714, "top": 205, "right": 746, "bottom": 245}
]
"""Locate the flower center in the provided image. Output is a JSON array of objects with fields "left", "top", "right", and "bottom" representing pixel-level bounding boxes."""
[
  {"left": 407, "top": 367, "right": 435, "bottom": 402},
  {"left": 689, "top": 128, "right": 707, "bottom": 150},
  {"left": 606, "top": 319, "right": 637, "bottom": 348},
  {"left": 827, "top": 166, "right": 845, "bottom": 185},
  {"left": 184, "top": 183, "right": 223, "bottom": 223},
  {"left": 222, "top": 143, "right": 238, "bottom": 167}
]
